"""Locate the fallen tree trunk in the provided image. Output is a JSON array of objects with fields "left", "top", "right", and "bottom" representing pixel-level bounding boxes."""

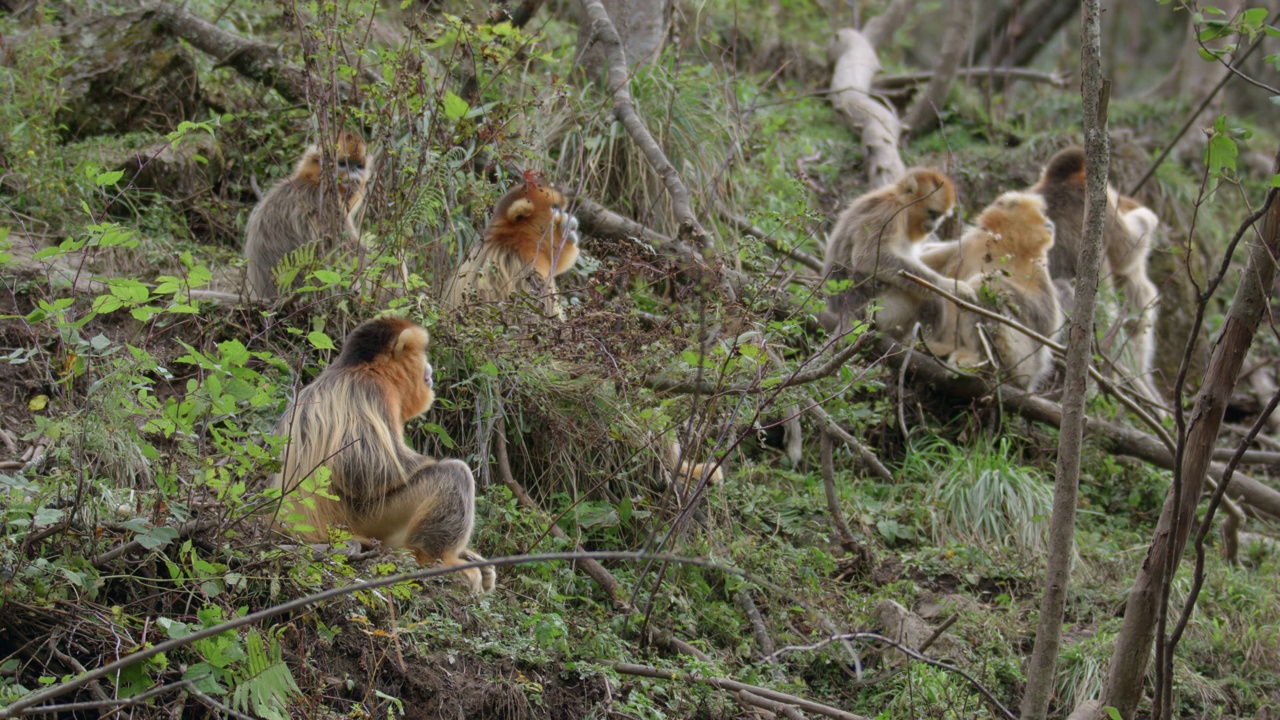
[
  {"left": 828, "top": 28, "right": 905, "bottom": 188},
  {"left": 901, "top": 351, "right": 1280, "bottom": 519},
  {"left": 150, "top": 1, "right": 309, "bottom": 104}
]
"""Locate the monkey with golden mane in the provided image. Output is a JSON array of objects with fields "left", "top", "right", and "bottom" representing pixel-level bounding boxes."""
[
  {"left": 1028, "top": 145, "right": 1160, "bottom": 393},
  {"left": 922, "top": 192, "right": 1064, "bottom": 390},
  {"left": 244, "top": 131, "right": 370, "bottom": 301},
  {"left": 443, "top": 175, "right": 580, "bottom": 319},
  {"left": 821, "top": 168, "right": 975, "bottom": 339},
  {"left": 270, "top": 316, "right": 495, "bottom": 594}
]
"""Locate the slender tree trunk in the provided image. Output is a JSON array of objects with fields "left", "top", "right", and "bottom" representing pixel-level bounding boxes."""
[
  {"left": 1097, "top": 152, "right": 1280, "bottom": 719},
  {"left": 903, "top": 0, "right": 975, "bottom": 139},
  {"left": 1019, "top": 2, "right": 1108, "bottom": 717}
]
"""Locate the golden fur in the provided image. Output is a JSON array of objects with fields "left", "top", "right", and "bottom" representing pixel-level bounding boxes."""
[
  {"left": 923, "top": 192, "right": 1064, "bottom": 389},
  {"left": 270, "top": 316, "right": 495, "bottom": 593},
  {"left": 820, "top": 168, "right": 972, "bottom": 339},
  {"left": 443, "top": 178, "right": 580, "bottom": 319}
]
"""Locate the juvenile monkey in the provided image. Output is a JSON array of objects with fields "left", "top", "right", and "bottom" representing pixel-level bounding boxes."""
[
  {"left": 244, "top": 131, "right": 370, "bottom": 301},
  {"left": 926, "top": 192, "right": 1064, "bottom": 390},
  {"left": 442, "top": 173, "right": 580, "bottom": 319},
  {"left": 1028, "top": 146, "right": 1160, "bottom": 390},
  {"left": 821, "top": 168, "right": 975, "bottom": 339},
  {"left": 270, "top": 316, "right": 495, "bottom": 594}
]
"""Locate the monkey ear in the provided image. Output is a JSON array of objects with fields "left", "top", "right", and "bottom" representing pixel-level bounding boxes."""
[
  {"left": 900, "top": 174, "right": 919, "bottom": 196},
  {"left": 392, "top": 328, "right": 421, "bottom": 357},
  {"left": 507, "top": 198, "right": 536, "bottom": 222}
]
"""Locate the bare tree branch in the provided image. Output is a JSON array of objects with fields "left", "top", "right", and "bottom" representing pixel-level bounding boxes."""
[
  {"left": 861, "top": 0, "right": 918, "bottom": 48},
  {"left": 828, "top": 29, "right": 905, "bottom": 187},
  {"left": 604, "top": 661, "right": 868, "bottom": 720},
  {"left": 875, "top": 67, "right": 1069, "bottom": 89},
  {"left": 494, "top": 421, "right": 633, "bottom": 611},
  {"left": 578, "top": 0, "right": 716, "bottom": 256}
]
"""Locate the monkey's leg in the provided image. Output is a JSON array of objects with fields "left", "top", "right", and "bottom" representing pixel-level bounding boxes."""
[
  {"left": 361, "top": 459, "right": 492, "bottom": 593},
  {"left": 1115, "top": 270, "right": 1160, "bottom": 398}
]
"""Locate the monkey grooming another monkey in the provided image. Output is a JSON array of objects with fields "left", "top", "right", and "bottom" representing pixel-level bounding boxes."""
[
  {"left": 924, "top": 191, "right": 1064, "bottom": 390},
  {"left": 1028, "top": 145, "right": 1160, "bottom": 393},
  {"left": 821, "top": 168, "right": 976, "bottom": 339},
  {"left": 244, "top": 131, "right": 370, "bottom": 301},
  {"left": 270, "top": 316, "right": 495, "bottom": 594},
  {"left": 443, "top": 173, "right": 580, "bottom": 319}
]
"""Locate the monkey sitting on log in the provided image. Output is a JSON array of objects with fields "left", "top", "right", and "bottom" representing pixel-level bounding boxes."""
[
  {"left": 820, "top": 168, "right": 975, "bottom": 340},
  {"left": 922, "top": 191, "right": 1064, "bottom": 390},
  {"left": 270, "top": 316, "right": 495, "bottom": 594}
]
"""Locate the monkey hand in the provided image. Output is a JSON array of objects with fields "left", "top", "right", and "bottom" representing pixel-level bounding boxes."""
[
  {"left": 952, "top": 279, "right": 980, "bottom": 305},
  {"left": 553, "top": 208, "right": 580, "bottom": 246}
]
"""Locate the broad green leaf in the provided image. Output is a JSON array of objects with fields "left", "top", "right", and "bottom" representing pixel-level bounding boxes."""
[
  {"left": 94, "top": 170, "right": 124, "bottom": 186},
  {"left": 443, "top": 91, "right": 470, "bottom": 121},
  {"left": 308, "top": 331, "right": 336, "bottom": 350}
]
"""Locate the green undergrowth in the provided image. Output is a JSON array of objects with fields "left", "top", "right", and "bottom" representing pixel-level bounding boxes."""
[{"left": 0, "top": 0, "right": 1278, "bottom": 718}]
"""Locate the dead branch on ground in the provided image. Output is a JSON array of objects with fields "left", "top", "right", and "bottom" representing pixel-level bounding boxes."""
[
  {"left": 604, "top": 662, "right": 868, "bottom": 720},
  {"left": 577, "top": 0, "right": 715, "bottom": 256},
  {"left": 828, "top": 29, "right": 905, "bottom": 187}
]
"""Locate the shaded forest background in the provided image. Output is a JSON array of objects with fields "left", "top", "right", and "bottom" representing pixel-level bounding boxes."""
[{"left": 0, "top": 0, "right": 1278, "bottom": 718}]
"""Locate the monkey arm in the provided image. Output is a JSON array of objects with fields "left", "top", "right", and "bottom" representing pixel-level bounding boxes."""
[
  {"left": 917, "top": 241, "right": 960, "bottom": 273},
  {"left": 884, "top": 255, "right": 977, "bottom": 302}
]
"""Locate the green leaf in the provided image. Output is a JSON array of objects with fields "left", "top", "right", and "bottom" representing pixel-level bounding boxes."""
[
  {"left": 94, "top": 170, "right": 124, "bottom": 186},
  {"left": 137, "top": 526, "right": 180, "bottom": 550},
  {"left": 1240, "top": 7, "right": 1268, "bottom": 29},
  {"left": 307, "top": 331, "right": 336, "bottom": 350},
  {"left": 217, "top": 339, "right": 250, "bottom": 367},
  {"left": 311, "top": 269, "right": 341, "bottom": 285},
  {"left": 1104, "top": 708, "right": 1123, "bottom": 720},
  {"left": 442, "top": 91, "right": 470, "bottom": 121},
  {"left": 91, "top": 295, "right": 124, "bottom": 315},
  {"left": 1206, "top": 132, "right": 1239, "bottom": 175}
]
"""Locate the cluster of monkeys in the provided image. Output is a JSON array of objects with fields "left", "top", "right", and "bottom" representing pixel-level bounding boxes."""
[
  {"left": 253, "top": 134, "right": 1159, "bottom": 594},
  {"left": 821, "top": 146, "right": 1160, "bottom": 393},
  {"left": 253, "top": 133, "right": 690, "bottom": 593}
]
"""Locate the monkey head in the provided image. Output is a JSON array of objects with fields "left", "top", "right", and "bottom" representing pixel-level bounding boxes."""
[
  {"left": 334, "top": 316, "right": 435, "bottom": 422},
  {"left": 974, "top": 191, "right": 1056, "bottom": 259},
  {"left": 1037, "top": 146, "right": 1087, "bottom": 190},
  {"left": 897, "top": 168, "right": 957, "bottom": 241},
  {"left": 486, "top": 176, "right": 581, "bottom": 277},
  {"left": 293, "top": 131, "right": 370, "bottom": 209}
]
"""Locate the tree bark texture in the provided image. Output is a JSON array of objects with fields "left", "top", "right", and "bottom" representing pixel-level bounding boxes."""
[
  {"left": 1099, "top": 155, "right": 1280, "bottom": 719},
  {"left": 903, "top": 0, "right": 975, "bottom": 139},
  {"left": 982, "top": 0, "right": 1079, "bottom": 69},
  {"left": 1020, "top": 3, "right": 1108, "bottom": 717},
  {"left": 575, "top": 0, "right": 669, "bottom": 80},
  {"left": 861, "top": 0, "right": 919, "bottom": 49},
  {"left": 828, "top": 29, "right": 906, "bottom": 188}
]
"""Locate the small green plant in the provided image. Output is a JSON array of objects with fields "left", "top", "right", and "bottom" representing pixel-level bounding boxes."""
[{"left": 909, "top": 437, "right": 1053, "bottom": 558}]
